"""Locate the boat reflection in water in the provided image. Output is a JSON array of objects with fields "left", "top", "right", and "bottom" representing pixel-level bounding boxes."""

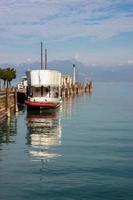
[{"left": 26, "top": 110, "right": 62, "bottom": 163}]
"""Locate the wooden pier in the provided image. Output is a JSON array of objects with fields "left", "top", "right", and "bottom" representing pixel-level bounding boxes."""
[
  {"left": 0, "top": 88, "right": 18, "bottom": 119},
  {"left": 0, "top": 81, "right": 93, "bottom": 119},
  {"left": 60, "top": 81, "right": 93, "bottom": 97}
]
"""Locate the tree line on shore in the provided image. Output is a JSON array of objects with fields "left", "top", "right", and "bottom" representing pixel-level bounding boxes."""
[{"left": 0, "top": 67, "right": 16, "bottom": 89}]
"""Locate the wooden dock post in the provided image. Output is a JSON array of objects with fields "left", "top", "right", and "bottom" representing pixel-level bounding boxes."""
[
  {"left": 6, "top": 88, "right": 10, "bottom": 117},
  {"left": 89, "top": 81, "right": 93, "bottom": 93},
  {"left": 15, "top": 88, "right": 18, "bottom": 112}
]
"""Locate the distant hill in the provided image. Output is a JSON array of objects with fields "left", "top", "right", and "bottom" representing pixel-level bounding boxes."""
[{"left": 0, "top": 60, "right": 133, "bottom": 84}]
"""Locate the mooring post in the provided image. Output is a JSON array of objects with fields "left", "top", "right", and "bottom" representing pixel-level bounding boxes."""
[
  {"left": 15, "top": 87, "right": 18, "bottom": 112},
  {"left": 6, "top": 88, "right": 10, "bottom": 117},
  {"left": 87, "top": 81, "right": 93, "bottom": 93}
]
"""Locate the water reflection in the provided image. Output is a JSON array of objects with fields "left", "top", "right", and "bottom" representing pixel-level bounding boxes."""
[
  {"left": 0, "top": 116, "right": 17, "bottom": 144},
  {"left": 61, "top": 94, "right": 91, "bottom": 118},
  {"left": 26, "top": 110, "right": 62, "bottom": 163},
  {"left": 60, "top": 96, "right": 76, "bottom": 118}
]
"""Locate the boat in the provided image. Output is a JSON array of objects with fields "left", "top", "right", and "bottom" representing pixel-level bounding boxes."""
[
  {"left": 17, "top": 75, "right": 28, "bottom": 107},
  {"left": 25, "top": 97, "right": 61, "bottom": 109},
  {"left": 17, "top": 75, "right": 27, "bottom": 92},
  {"left": 25, "top": 69, "right": 62, "bottom": 110}
]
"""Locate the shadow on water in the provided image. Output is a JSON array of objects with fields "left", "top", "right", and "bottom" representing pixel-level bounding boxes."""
[{"left": 26, "top": 109, "right": 62, "bottom": 164}]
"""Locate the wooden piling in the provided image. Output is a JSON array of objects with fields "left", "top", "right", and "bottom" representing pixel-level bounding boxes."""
[
  {"left": 60, "top": 81, "right": 93, "bottom": 97},
  {"left": 15, "top": 87, "right": 18, "bottom": 112},
  {"left": 6, "top": 88, "right": 10, "bottom": 117},
  {"left": 0, "top": 87, "right": 19, "bottom": 119}
]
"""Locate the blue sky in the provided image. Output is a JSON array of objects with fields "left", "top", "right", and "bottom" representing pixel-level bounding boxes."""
[{"left": 0, "top": 0, "right": 133, "bottom": 66}]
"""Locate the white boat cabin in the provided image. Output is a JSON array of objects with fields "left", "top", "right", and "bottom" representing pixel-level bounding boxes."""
[{"left": 26, "top": 70, "right": 62, "bottom": 98}]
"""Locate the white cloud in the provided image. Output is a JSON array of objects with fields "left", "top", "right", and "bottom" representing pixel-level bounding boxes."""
[
  {"left": 0, "top": 0, "right": 133, "bottom": 64},
  {"left": 27, "top": 58, "right": 32, "bottom": 62},
  {"left": 0, "top": 0, "right": 133, "bottom": 42},
  {"left": 128, "top": 60, "right": 133, "bottom": 64}
]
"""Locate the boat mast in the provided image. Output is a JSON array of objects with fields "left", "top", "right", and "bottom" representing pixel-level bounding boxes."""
[
  {"left": 45, "top": 48, "right": 47, "bottom": 70},
  {"left": 41, "top": 41, "right": 43, "bottom": 70}
]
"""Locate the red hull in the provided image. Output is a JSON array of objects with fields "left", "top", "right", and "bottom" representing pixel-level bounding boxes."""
[{"left": 25, "top": 100, "right": 59, "bottom": 109}]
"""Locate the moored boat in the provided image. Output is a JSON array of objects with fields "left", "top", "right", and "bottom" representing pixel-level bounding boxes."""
[
  {"left": 25, "top": 97, "right": 61, "bottom": 110},
  {"left": 25, "top": 69, "right": 62, "bottom": 110}
]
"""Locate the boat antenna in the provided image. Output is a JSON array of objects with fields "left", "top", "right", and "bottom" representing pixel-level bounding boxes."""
[
  {"left": 45, "top": 48, "right": 47, "bottom": 69},
  {"left": 41, "top": 41, "right": 43, "bottom": 69}
]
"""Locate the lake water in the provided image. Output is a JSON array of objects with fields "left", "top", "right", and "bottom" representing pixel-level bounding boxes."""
[{"left": 0, "top": 82, "right": 133, "bottom": 200}]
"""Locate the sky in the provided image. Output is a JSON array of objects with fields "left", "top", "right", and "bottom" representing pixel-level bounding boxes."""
[{"left": 0, "top": 0, "right": 133, "bottom": 66}]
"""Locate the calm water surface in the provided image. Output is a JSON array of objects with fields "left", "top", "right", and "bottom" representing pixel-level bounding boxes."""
[{"left": 0, "top": 82, "right": 133, "bottom": 200}]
